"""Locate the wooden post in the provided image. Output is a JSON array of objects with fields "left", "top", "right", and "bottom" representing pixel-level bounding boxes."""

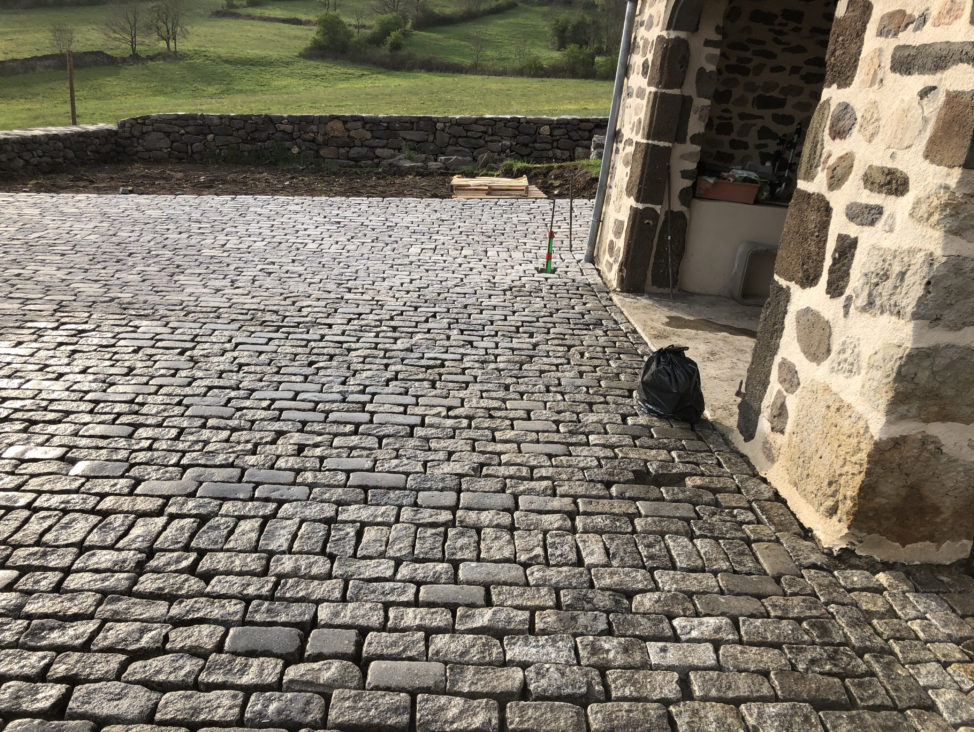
[{"left": 67, "top": 49, "right": 77, "bottom": 125}]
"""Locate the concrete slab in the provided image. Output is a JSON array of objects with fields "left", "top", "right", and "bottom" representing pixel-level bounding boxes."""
[{"left": 613, "top": 291, "right": 761, "bottom": 437}]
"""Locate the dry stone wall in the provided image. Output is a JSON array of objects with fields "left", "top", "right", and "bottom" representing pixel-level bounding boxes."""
[
  {"left": 0, "top": 114, "right": 606, "bottom": 178},
  {"left": 0, "top": 50, "right": 123, "bottom": 77},
  {"left": 0, "top": 124, "right": 120, "bottom": 175},
  {"left": 699, "top": 0, "right": 836, "bottom": 170},
  {"left": 117, "top": 114, "right": 605, "bottom": 167},
  {"left": 738, "top": 0, "right": 974, "bottom": 563}
]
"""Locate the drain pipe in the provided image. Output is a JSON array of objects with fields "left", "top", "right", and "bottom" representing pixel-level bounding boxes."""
[{"left": 584, "top": 0, "right": 638, "bottom": 265}]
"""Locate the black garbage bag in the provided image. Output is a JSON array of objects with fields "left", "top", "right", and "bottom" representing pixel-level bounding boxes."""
[{"left": 635, "top": 345, "right": 705, "bottom": 424}]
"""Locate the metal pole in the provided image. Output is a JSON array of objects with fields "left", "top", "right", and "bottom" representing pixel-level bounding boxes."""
[
  {"left": 583, "top": 0, "right": 637, "bottom": 265},
  {"left": 545, "top": 198, "right": 556, "bottom": 274}
]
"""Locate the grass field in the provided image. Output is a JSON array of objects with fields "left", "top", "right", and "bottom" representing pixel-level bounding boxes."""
[
  {"left": 0, "top": 0, "right": 612, "bottom": 130},
  {"left": 405, "top": 5, "right": 561, "bottom": 65}
]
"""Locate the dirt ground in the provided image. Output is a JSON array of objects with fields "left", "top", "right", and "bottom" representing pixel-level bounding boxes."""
[{"left": 0, "top": 162, "right": 599, "bottom": 199}]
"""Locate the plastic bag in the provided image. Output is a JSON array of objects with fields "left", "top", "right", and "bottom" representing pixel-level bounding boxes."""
[{"left": 635, "top": 345, "right": 705, "bottom": 424}]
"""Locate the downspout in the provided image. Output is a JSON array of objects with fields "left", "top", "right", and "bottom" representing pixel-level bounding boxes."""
[{"left": 584, "top": 0, "right": 638, "bottom": 264}]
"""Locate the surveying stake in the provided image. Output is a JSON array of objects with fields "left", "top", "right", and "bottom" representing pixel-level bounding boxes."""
[{"left": 544, "top": 198, "right": 556, "bottom": 274}]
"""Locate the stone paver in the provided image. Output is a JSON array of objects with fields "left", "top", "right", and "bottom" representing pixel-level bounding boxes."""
[{"left": 0, "top": 193, "right": 971, "bottom": 729}]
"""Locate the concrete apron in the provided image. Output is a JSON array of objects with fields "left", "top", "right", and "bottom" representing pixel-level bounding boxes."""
[{"left": 612, "top": 292, "right": 760, "bottom": 443}]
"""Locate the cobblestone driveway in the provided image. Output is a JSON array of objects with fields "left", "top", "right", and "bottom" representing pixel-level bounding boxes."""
[{"left": 0, "top": 193, "right": 973, "bottom": 731}]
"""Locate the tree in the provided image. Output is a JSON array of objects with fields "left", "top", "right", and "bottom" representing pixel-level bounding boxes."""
[
  {"left": 50, "top": 23, "right": 77, "bottom": 125},
  {"left": 469, "top": 26, "right": 488, "bottom": 70},
  {"left": 371, "top": 0, "right": 405, "bottom": 16},
  {"left": 365, "top": 12, "right": 404, "bottom": 45},
  {"left": 594, "top": 0, "right": 626, "bottom": 53},
  {"left": 310, "top": 12, "right": 353, "bottom": 54},
  {"left": 104, "top": 0, "right": 148, "bottom": 57},
  {"left": 385, "top": 27, "right": 406, "bottom": 52},
  {"left": 152, "top": 0, "right": 188, "bottom": 55}
]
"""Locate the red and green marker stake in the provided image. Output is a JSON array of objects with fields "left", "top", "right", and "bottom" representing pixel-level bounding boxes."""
[{"left": 544, "top": 199, "right": 556, "bottom": 273}]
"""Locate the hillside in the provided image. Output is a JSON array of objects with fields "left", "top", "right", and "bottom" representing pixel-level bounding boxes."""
[{"left": 0, "top": 0, "right": 613, "bottom": 130}]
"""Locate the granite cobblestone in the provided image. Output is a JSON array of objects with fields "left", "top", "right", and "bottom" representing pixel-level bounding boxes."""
[{"left": 0, "top": 194, "right": 969, "bottom": 729}]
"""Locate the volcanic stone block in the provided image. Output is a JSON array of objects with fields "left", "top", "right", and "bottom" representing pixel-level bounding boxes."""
[
  {"left": 617, "top": 206, "right": 661, "bottom": 292},
  {"left": 642, "top": 92, "right": 693, "bottom": 145},
  {"left": 862, "top": 166, "right": 910, "bottom": 196},
  {"left": 775, "top": 190, "right": 832, "bottom": 288},
  {"left": 666, "top": 0, "right": 706, "bottom": 31},
  {"left": 648, "top": 37, "right": 691, "bottom": 90},
  {"left": 778, "top": 359, "right": 800, "bottom": 394},
  {"left": 738, "top": 281, "right": 791, "bottom": 441},
  {"left": 891, "top": 42, "right": 974, "bottom": 75},
  {"left": 795, "top": 308, "right": 832, "bottom": 364},
  {"left": 768, "top": 391, "right": 789, "bottom": 435},
  {"left": 877, "top": 9, "right": 915, "bottom": 36},
  {"left": 825, "top": 0, "right": 873, "bottom": 88},
  {"left": 924, "top": 91, "right": 974, "bottom": 168},
  {"left": 696, "top": 67, "right": 717, "bottom": 98},
  {"left": 829, "top": 103, "right": 857, "bottom": 139},
  {"left": 626, "top": 142, "right": 671, "bottom": 205},
  {"left": 846, "top": 202, "right": 883, "bottom": 226},
  {"left": 650, "top": 210, "right": 688, "bottom": 290},
  {"left": 827, "top": 153, "right": 855, "bottom": 191},
  {"left": 826, "top": 234, "right": 858, "bottom": 298}
]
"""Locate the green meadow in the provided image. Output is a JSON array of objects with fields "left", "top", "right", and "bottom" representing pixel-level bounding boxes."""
[{"left": 0, "top": 0, "right": 611, "bottom": 130}]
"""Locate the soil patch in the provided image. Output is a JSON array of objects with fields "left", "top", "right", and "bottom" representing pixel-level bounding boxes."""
[{"left": 0, "top": 162, "right": 598, "bottom": 199}]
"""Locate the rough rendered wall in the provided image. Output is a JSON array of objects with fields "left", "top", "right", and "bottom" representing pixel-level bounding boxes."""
[
  {"left": 739, "top": 0, "right": 974, "bottom": 562},
  {"left": 700, "top": 0, "right": 835, "bottom": 169},
  {"left": 597, "top": 0, "right": 729, "bottom": 292}
]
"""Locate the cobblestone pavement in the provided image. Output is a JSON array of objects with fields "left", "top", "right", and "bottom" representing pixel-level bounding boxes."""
[{"left": 1, "top": 193, "right": 973, "bottom": 732}]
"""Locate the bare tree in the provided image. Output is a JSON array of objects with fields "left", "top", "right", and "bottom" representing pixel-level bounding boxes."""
[
  {"left": 353, "top": 6, "right": 365, "bottom": 34},
  {"left": 371, "top": 0, "right": 405, "bottom": 16},
  {"left": 152, "top": 0, "right": 188, "bottom": 56},
  {"left": 470, "top": 27, "right": 488, "bottom": 70},
  {"left": 104, "top": 0, "right": 148, "bottom": 57},
  {"left": 50, "top": 23, "right": 77, "bottom": 125}
]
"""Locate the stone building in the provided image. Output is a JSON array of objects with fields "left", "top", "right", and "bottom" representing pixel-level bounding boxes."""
[{"left": 595, "top": 0, "right": 974, "bottom": 563}]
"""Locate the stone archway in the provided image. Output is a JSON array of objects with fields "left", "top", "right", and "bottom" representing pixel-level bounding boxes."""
[
  {"left": 596, "top": 0, "right": 729, "bottom": 291},
  {"left": 737, "top": 0, "right": 974, "bottom": 562},
  {"left": 601, "top": 0, "right": 974, "bottom": 562}
]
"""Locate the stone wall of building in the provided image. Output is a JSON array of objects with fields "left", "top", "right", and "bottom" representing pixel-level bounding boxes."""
[
  {"left": 0, "top": 114, "right": 606, "bottom": 178},
  {"left": 738, "top": 0, "right": 974, "bottom": 562},
  {"left": 597, "top": 0, "right": 730, "bottom": 292},
  {"left": 699, "top": 0, "right": 835, "bottom": 170}
]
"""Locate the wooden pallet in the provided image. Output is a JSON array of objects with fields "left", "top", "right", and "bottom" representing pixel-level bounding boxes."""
[{"left": 450, "top": 175, "right": 547, "bottom": 199}]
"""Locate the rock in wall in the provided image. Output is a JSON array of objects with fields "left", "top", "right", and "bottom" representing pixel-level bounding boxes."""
[{"left": 739, "top": 0, "right": 974, "bottom": 563}]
